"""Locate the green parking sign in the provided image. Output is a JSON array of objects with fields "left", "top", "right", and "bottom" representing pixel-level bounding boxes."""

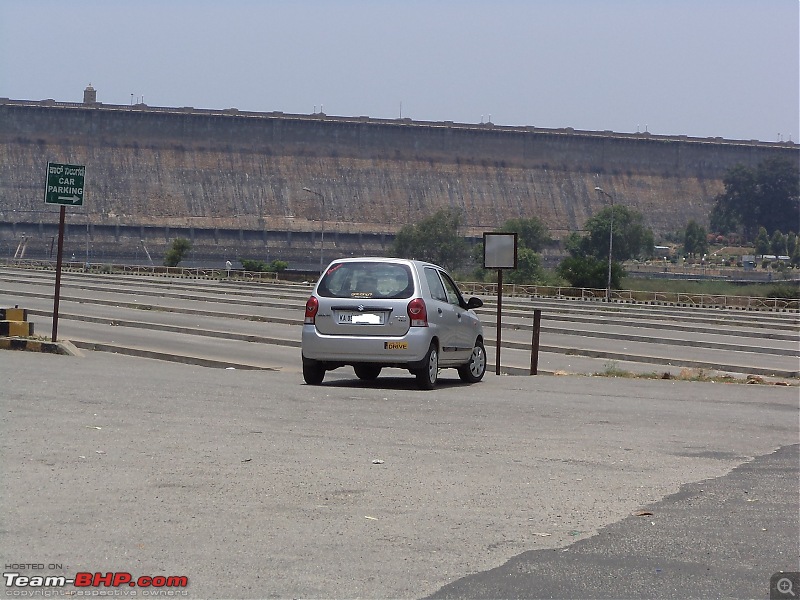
[{"left": 45, "top": 162, "right": 85, "bottom": 206}]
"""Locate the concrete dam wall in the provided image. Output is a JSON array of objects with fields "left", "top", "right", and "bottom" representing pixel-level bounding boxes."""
[{"left": 1, "top": 98, "right": 797, "bottom": 266}]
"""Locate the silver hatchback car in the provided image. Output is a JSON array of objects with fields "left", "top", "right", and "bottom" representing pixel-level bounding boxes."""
[{"left": 302, "top": 257, "right": 486, "bottom": 389}]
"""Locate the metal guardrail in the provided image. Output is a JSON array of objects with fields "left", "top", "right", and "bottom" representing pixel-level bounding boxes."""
[
  {"left": 1, "top": 258, "right": 279, "bottom": 282},
  {"left": 458, "top": 282, "right": 800, "bottom": 312},
  {"left": 3, "top": 258, "right": 798, "bottom": 311}
]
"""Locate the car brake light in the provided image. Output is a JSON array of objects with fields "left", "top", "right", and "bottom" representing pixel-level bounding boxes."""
[
  {"left": 304, "top": 296, "right": 319, "bottom": 324},
  {"left": 407, "top": 298, "right": 428, "bottom": 327}
]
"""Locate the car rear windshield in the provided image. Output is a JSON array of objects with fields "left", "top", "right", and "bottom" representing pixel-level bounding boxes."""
[{"left": 317, "top": 262, "right": 414, "bottom": 299}]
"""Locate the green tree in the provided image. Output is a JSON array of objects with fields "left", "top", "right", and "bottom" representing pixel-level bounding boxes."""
[
  {"left": 575, "top": 205, "right": 655, "bottom": 261},
  {"left": 787, "top": 232, "right": 798, "bottom": 257},
  {"left": 709, "top": 164, "right": 755, "bottom": 237},
  {"left": 504, "top": 248, "right": 546, "bottom": 284},
  {"left": 710, "top": 157, "right": 800, "bottom": 241},
  {"left": 390, "top": 208, "right": 469, "bottom": 272},
  {"left": 754, "top": 227, "right": 770, "bottom": 255},
  {"left": 498, "top": 217, "right": 551, "bottom": 251},
  {"left": 770, "top": 230, "right": 787, "bottom": 256},
  {"left": 563, "top": 231, "right": 585, "bottom": 258},
  {"left": 556, "top": 256, "right": 623, "bottom": 289},
  {"left": 683, "top": 220, "right": 708, "bottom": 257},
  {"left": 559, "top": 205, "right": 650, "bottom": 291},
  {"left": 163, "top": 237, "right": 191, "bottom": 267}
]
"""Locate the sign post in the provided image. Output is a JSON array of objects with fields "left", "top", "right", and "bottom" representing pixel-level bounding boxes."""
[
  {"left": 45, "top": 162, "right": 85, "bottom": 207},
  {"left": 45, "top": 162, "right": 86, "bottom": 342},
  {"left": 483, "top": 232, "right": 517, "bottom": 375}
]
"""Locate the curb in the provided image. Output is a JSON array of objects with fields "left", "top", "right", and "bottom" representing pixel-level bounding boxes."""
[
  {"left": 0, "top": 337, "right": 83, "bottom": 356},
  {"left": 70, "top": 340, "right": 277, "bottom": 370}
]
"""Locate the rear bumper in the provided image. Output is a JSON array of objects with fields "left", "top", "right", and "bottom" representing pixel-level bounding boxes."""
[{"left": 301, "top": 325, "right": 432, "bottom": 366}]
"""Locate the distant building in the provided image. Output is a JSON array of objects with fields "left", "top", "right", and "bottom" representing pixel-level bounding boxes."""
[
  {"left": 83, "top": 84, "right": 97, "bottom": 105},
  {"left": 654, "top": 245, "right": 674, "bottom": 258}
]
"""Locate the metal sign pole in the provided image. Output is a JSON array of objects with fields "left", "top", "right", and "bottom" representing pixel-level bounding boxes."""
[
  {"left": 51, "top": 205, "right": 66, "bottom": 342},
  {"left": 484, "top": 231, "right": 517, "bottom": 377},
  {"left": 530, "top": 309, "right": 542, "bottom": 375},
  {"left": 45, "top": 161, "right": 86, "bottom": 342},
  {"left": 495, "top": 268, "right": 503, "bottom": 375}
]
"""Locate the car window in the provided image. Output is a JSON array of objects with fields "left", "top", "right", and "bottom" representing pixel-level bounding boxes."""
[
  {"left": 424, "top": 267, "right": 448, "bottom": 302},
  {"left": 440, "top": 271, "right": 464, "bottom": 307},
  {"left": 317, "top": 262, "right": 414, "bottom": 299}
]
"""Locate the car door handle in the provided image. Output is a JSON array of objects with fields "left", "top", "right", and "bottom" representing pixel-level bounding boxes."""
[{"left": 437, "top": 308, "right": 443, "bottom": 315}]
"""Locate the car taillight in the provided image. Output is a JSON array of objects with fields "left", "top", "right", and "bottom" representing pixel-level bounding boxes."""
[
  {"left": 304, "top": 296, "right": 319, "bottom": 324},
  {"left": 407, "top": 298, "right": 428, "bottom": 327}
]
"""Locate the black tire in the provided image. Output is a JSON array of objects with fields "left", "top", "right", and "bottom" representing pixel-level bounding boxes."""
[
  {"left": 414, "top": 343, "right": 439, "bottom": 390},
  {"left": 302, "top": 358, "right": 325, "bottom": 385},
  {"left": 354, "top": 364, "right": 382, "bottom": 380},
  {"left": 458, "top": 339, "right": 486, "bottom": 383}
]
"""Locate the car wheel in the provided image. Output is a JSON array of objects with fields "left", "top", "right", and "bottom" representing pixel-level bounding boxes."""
[
  {"left": 458, "top": 339, "right": 486, "bottom": 383},
  {"left": 414, "top": 343, "right": 439, "bottom": 390},
  {"left": 303, "top": 357, "right": 325, "bottom": 385},
  {"left": 354, "top": 364, "right": 382, "bottom": 380}
]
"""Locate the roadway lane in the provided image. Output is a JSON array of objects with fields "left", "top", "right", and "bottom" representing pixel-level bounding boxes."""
[
  {"left": 7, "top": 288, "right": 798, "bottom": 378},
  {"left": 7, "top": 269, "right": 797, "bottom": 336},
  {"left": 1, "top": 267, "right": 798, "bottom": 377}
]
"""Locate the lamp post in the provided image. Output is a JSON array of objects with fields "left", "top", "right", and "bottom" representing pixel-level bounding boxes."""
[
  {"left": 594, "top": 186, "right": 614, "bottom": 301},
  {"left": 303, "top": 187, "right": 325, "bottom": 272}
]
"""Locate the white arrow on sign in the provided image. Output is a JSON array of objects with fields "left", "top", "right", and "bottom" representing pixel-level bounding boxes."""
[{"left": 58, "top": 195, "right": 82, "bottom": 204}]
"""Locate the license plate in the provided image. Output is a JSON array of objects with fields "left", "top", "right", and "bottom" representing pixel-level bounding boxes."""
[
  {"left": 384, "top": 341, "right": 408, "bottom": 350},
  {"left": 338, "top": 311, "right": 385, "bottom": 325}
]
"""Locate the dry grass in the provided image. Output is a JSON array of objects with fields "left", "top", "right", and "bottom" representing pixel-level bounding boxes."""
[{"left": 592, "top": 362, "right": 795, "bottom": 385}]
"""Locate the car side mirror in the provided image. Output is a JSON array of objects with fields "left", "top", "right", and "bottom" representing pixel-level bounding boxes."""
[{"left": 466, "top": 297, "right": 483, "bottom": 309}]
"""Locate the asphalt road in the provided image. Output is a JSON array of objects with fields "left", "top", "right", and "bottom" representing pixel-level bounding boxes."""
[
  {"left": 2, "top": 350, "right": 798, "bottom": 599},
  {"left": 1, "top": 267, "right": 798, "bottom": 378},
  {"left": 429, "top": 445, "right": 800, "bottom": 600}
]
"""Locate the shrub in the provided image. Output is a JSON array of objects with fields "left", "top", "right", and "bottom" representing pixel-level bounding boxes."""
[
  {"left": 164, "top": 238, "right": 191, "bottom": 267},
  {"left": 240, "top": 258, "right": 289, "bottom": 273},
  {"left": 240, "top": 259, "right": 268, "bottom": 272},
  {"left": 766, "top": 283, "right": 800, "bottom": 300}
]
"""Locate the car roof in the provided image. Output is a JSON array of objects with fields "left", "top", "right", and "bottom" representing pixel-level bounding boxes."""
[{"left": 326, "top": 257, "right": 442, "bottom": 270}]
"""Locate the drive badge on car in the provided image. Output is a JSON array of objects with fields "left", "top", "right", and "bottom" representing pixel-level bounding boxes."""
[{"left": 385, "top": 341, "right": 408, "bottom": 350}]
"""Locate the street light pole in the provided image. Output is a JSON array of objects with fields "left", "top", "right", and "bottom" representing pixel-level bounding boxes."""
[
  {"left": 303, "top": 187, "right": 325, "bottom": 272},
  {"left": 594, "top": 186, "right": 614, "bottom": 301}
]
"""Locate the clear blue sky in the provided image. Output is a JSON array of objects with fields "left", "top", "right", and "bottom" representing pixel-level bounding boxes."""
[{"left": 2, "top": 0, "right": 798, "bottom": 142}]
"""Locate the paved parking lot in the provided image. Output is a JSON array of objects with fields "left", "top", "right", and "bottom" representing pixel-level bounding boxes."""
[
  {"left": 2, "top": 266, "right": 798, "bottom": 379},
  {"left": 2, "top": 349, "right": 797, "bottom": 598}
]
